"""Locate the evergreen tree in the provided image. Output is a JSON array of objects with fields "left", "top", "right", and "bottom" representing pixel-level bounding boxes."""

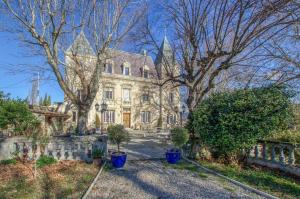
[
  {"left": 47, "top": 95, "right": 51, "bottom": 106},
  {"left": 43, "top": 93, "right": 47, "bottom": 106}
]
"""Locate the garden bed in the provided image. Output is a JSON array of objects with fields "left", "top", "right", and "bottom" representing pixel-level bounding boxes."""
[
  {"left": 0, "top": 160, "right": 98, "bottom": 199},
  {"left": 198, "top": 160, "right": 300, "bottom": 199}
]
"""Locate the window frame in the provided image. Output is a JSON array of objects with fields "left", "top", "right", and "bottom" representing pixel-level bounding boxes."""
[
  {"left": 169, "top": 92, "right": 174, "bottom": 104},
  {"left": 104, "top": 87, "right": 114, "bottom": 100},
  {"left": 122, "top": 88, "right": 131, "bottom": 102},
  {"left": 103, "top": 110, "right": 115, "bottom": 123},
  {"left": 143, "top": 69, "right": 149, "bottom": 78},
  {"left": 123, "top": 66, "right": 130, "bottom": 76},
  {"left": 142, "top": 93, "right": 150, "bottom": 102},
  {"left": 105, "top": 63, "right": 113, "bottom": 74},
  {"left": 167, "top": 114, "right": 177, "bottom": 124},
  {"left": 141, "top": 111, "right": 151, "bottom": 123}
]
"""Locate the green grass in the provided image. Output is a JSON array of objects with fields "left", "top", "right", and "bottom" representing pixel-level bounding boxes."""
[
  {"left": 162, "top": 160, "right": 208, "bottom": 178},
  {"left": 199, "top": 160, "right": 300, "bottom": 199},
  {"left": 36, "top": 155, "right": 57, "bottom": 168},
  {"left": 0, "top": 158, "right": 17, "bottom": 165}
]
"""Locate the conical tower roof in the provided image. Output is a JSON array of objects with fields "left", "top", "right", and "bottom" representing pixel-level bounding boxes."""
[
  {"left": 155, "top": 36, "right": 173, "bottom": 66},
  {"left": 67, "top": 31, "right": 95, "bottom": 55}
]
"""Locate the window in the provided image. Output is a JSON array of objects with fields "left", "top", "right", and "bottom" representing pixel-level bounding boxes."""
[
  {"left": 77, "top": 89, "right": 83, "bottom": 101},
  {"left": 169, "top": 92, "right": 174, "bottom": 104},
  {"left": 142, "top": 93, "right": 150, "bottom": 102},
  {"left": 105, "top": 63, "right": 113, "bottom": 74},
  {"left": 104, "top": 87, "right": 114, "bottom": 100},
  {"left": 103, "top": 110, "right": 115, "bottom": 123},
  {"left": 72, "top": 111, "right": 77, "bottom": 122},
  {"left": 123, "top": 88, "right": 130, "bottom": 102},
  {"left": 123, "top": 66, "right": 130, "bottom": 76},
  {"left": 144, "top": 70, "right": 149, "bottom": 78},
  {"left": 167, "top": 114, "right": 177, "bottom": 124},
  {"left": 141, "top": 111, "right": 150, "bottom": 123}
]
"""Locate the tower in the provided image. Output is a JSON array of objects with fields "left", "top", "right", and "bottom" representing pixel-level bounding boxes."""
[
  {"left": 155, "top": 36, "right": 174, "bottom": 79},
  {"left": 28, "top": 73, "right": 40, "bottom": 105}
]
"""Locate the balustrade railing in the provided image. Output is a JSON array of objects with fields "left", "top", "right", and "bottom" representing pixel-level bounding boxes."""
[
  {"left": 0, "top": 135, "right": 107, "bottom": 162},
  {"left": 248, "top": 140, "right": 300, "bottom": 176}
]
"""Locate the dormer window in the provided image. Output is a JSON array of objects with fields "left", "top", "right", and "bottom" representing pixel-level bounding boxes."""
[
  {"left": 144, "top": 70, "right": 149, "bottom": 78},
  {"left": 142, "top": 65, "right": 150, "bottom": 78},
  {"left": 122, "top": 62, "right": 130, "bottom": 76},
  {"left": 124, "top": 66, "right": 130, "bottom": 76},
  {"left": 105, "top": 63, "right": 113, "bottom": 74}
]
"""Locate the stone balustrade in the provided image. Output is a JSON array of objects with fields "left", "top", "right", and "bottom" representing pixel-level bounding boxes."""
[
  {"left": 0, "top": 135, "right": 107, "bottom": 162},
  {"left": 248, "top": 140, "right": 300, "bottom": 177}
]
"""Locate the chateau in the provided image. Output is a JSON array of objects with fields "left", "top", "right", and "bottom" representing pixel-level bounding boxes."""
[{"left": 64, "top": 32, "right": 181, "bottom": 131}]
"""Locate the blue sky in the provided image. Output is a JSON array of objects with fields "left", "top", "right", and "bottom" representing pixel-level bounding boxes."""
[{"left": 0, "top": 32, "right": 65, "bottom": 103}]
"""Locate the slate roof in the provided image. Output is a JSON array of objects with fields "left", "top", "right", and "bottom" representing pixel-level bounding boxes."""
[
  {"left": 154, "top": 36, "right": 173, "bottom": 66},
  {"left": 107, "top": 49, "right": 155, "bottom": 77},
  {"left": 67, "top": 32, "right": 156, "bottom": 78},
  {"left": 66, "top": 31, "right": 95, "bottom": 55}
]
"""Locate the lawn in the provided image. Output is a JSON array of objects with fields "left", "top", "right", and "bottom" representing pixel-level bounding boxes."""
[
  {"left": 0, "top": 160, "right": 98, "bottom": 199},
  {"left": 199, "top": 160, "right": 300, "bottom": 199}
]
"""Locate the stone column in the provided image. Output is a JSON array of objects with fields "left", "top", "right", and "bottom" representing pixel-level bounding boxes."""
[
  {"left": 262, "top": 143, "right": 267, "bottom": 160},
  {"left": 288, "top": 146, "right": 295, "bottom": 165},
  {"left": 254, "top": 145, "right": 259, "bottom": 159},
  {"left": 279, "top": 146, "right": 285, "bottom": 164},
  {"left": 271, "top": 145, "right": 276, "bottom": 162}
]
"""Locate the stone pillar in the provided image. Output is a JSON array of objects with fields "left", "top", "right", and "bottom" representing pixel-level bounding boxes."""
[
  {"left": 279, "top": 146, "right": 285, "bottom": 164},
  {"left": 288, "top": 146, "right": 295, "bottom": 165},
  {"left": 262, "top": 143, "right": 267, "bottom": 160},
  {"left": 254, "top": 145, "right": 259, "bottom": 159},
  {"left": 271, "top": 145, "right": 276, "bottom": 162}
]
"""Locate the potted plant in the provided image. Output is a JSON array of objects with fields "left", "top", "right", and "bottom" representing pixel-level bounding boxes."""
[
  {"left": 166, "top": 127, "right": 189, "bottom": 164},
  {"left": 92, "top": 148, "right": 105, "bottom": 166},
  {"left": 107, "top": 124, "right": 130, "bottom": 168}
]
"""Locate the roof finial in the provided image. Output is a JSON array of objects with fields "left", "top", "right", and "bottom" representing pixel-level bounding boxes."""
[{"left": 164, "top": 26, "right": 167, "bottom": 38}]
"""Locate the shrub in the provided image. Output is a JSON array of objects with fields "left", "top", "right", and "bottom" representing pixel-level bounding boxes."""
[
  {"left": 92, "top": 148, "right": 105, "bottom": 159},
  {"left": 267, "top": 130, "right": 300, "bottom": 143},
  {"left": 0, "top": 91, "right": 40, "bottom": 134},
  {"left": 107, "top": 124, "right": 130, "bottom": 152},
  {"left": 0, "top": 158, "right": 17, "bottom": 165},
  {"left": 36, "top": 155, "right": 57, "bottom": 168},
  {"left": 170, "top": 127, "right": 189, "bottom": 148},
  {"left": 193, "top": 86, "right": 294, "bottom": 160}
]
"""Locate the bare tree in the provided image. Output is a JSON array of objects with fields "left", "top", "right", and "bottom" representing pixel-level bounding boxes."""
[
  {"left": 139, "top": 0, "right": 298, "bottom": 114},
  {"left": 263, "top": 27, "right": 300, "bottom": 85},
  {"left": 0, "top": 0, "right": 145, "bottom": 133}
]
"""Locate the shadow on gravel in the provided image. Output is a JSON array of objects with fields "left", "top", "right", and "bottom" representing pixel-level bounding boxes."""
[{"left": 107, "top": 161, "right": 237, "bottom": 199}]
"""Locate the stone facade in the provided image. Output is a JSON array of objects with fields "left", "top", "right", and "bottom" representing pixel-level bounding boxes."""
[{"left": 64, "top": 32, "right": 181, "bottom": 131}]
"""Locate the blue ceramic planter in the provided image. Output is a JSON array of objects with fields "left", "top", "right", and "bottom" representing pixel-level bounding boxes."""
[
  {"left": 166, "top": 149, "right": 181, "bottom": 164},
  {"left": 111, "top": 152, "right": 127, "bottom": 168}
]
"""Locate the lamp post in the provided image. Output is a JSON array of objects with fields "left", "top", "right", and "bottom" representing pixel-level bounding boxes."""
[
  {"left": 180, "top": 105, "right": 186, "bottom": 127},
  {"left": 95, "top": 101, "right": 107, "bottom": 134}
]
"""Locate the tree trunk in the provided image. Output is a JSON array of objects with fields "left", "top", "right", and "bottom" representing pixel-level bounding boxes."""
[
  {"left": 157, "top": 85, "right": 163, "bottom": 128},
  {"left": 77, "top": 105, "right": 89, "bottom": 135},
  {"left": 186, "top": 92, "right": 198, "bottom": 158}
]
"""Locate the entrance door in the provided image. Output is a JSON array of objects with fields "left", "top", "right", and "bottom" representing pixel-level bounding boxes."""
[{"left": 123, "top": 113, "right": 131, "bottom": 128}]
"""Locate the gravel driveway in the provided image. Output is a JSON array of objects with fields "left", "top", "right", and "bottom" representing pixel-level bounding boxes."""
[
  {"left": 87, "top": 160, "right": 263, "bottom": 199},
  {"left": 87, "top": 133, "right": 263, "bottom": 199}
]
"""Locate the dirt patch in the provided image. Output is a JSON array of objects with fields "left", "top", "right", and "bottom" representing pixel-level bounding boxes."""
[{"left": 0, "top": 160, "right": 99, "bottom": 199}]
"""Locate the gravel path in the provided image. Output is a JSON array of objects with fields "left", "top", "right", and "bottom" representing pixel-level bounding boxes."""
[{"left": 87, "top": 160, "right": 263, "bottom": 199}]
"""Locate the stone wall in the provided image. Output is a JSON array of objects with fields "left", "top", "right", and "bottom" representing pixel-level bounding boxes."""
[{"left": 0, "top": 135, "right": 107, "bottom": 162}]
